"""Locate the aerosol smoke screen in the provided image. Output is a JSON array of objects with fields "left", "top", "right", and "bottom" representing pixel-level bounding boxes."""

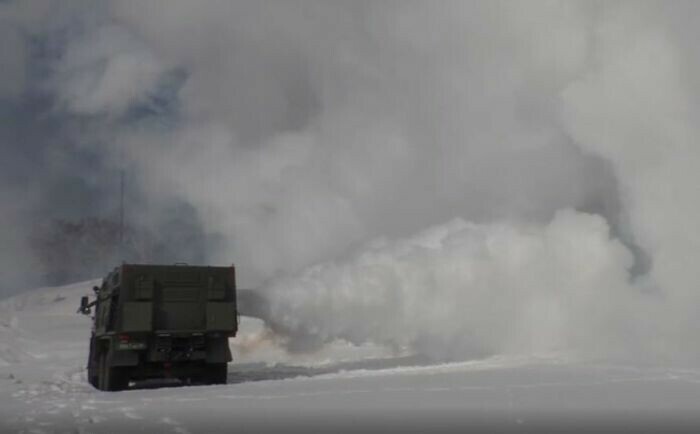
[
  {"left": 4, "top": 1, "right": 700, "bottom": 366},
  {"left": 259, "top": 210, "right": 639, "bottom": 360}
]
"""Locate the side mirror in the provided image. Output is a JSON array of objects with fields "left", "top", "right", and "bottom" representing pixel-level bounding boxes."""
[
  {"left": 78, "top": 296, "right": 91, "bottom": 315},
  {"left": 93, "top": 286, "right": 99, "bottom": 294}
]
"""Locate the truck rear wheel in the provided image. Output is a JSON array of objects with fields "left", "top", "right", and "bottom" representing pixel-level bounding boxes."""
[
  {"left": 87, "top": 337, "right": 98, "bottom": 388},
  {"left": 97, "top": 351, "right": 129, "bottom": 391},
  {"left": 88, "top": 372, "right": 98, "bottom": 388},
  {"left": 206, "top": 363, "right": 228, "bottom": 385}
]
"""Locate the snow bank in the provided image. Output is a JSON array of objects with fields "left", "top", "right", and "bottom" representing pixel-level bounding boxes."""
[{"left": 0, "top": 280, "right": 97, "bottom": 366}]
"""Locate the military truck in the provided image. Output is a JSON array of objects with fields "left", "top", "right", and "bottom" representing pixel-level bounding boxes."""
[{"left": 78, "top": 263, "right": 238, "bottom": 391}]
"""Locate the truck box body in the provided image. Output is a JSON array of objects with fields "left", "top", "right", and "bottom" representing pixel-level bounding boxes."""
[{"left": 109, "top": 264, "right": 237, "bottom": 333}]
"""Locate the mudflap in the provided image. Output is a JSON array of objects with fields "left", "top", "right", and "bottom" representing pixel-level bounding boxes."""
[{"left": 206, "top": 338, "right": 232, "bottom": 363}]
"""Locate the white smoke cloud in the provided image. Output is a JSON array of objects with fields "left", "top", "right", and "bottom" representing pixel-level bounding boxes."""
[
  {"left": 261, "top": 210, "right": 637, "bottom": 360},
  {"left": 53, "top": 23, "right": 166, "bottom": 116},
  {"left": 5, "top": 1, "right": 700, "bottom": 364},
  {"left": 0, "top": 25, "right": 27, "bottom": 100},
  {"left": 561, "top": 1, "right": 700, "bottom": 361},
  {"left": 52, "top": 1, "right": 644, "bottom": 359},
  {"left": 97, "top": 1, "right": 621, "bottom": 288},
  {"left": 0, "top": 0, "right": 67, "bottom": 99},
  {"left": 0, "top": 0, "right": 75, "bottom": 296}
]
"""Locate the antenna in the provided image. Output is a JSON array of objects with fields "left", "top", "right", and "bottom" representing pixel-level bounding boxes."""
[{"left": 119, "top": 168, "right": 125, "bottom": 261}]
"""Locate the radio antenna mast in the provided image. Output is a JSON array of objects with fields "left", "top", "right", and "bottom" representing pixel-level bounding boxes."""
[{"left": 119, "top": 168, "right": 125, "bottom": 261}]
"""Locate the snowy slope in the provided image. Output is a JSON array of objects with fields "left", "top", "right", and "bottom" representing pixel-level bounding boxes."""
[{"left": 3, "top": 282, "right": 700, "bottom": 433}]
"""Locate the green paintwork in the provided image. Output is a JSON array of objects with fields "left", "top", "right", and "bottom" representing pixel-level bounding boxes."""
[{"left": 79, "top": 263, "right": 238, "bottom": 391}]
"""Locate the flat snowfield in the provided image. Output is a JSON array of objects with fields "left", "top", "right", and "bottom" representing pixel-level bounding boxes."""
[{"left": 3, "top": 282, "right": 700, "bottom": 433}]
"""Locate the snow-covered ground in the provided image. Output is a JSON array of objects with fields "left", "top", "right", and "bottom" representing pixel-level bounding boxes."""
[{"left": 3, "top": 281, "right": 700, "bottom": 433}]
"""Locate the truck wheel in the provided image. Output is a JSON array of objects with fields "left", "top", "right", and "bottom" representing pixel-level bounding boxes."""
[
  {"left": 87, "top": 337, "right": 98, "bottom": 388},
  {"left": 88, "top": 372, "right": 98, "bottom": 388},
  {"left": 105, "top": 364, "right": 129, "bottom": 391},
  {"left": 97, "top": 351, "right": 107, "bottom": 391},
  {"left": 98, "top": 351, "right": 128, "bottom": 391},
  {"left": 88, "top": 358, "right": 98, "bottom": 388},
  {"left": 206, "top": 363, "right": 228, "bottom": 385}
]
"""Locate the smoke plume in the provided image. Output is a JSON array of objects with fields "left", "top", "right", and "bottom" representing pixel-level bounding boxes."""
[
  {"left": 262, "top": 210, "right": 638, "bottom": 360},
  {"left": 2, "top": 1, "right": 700, "bottom": 363}
]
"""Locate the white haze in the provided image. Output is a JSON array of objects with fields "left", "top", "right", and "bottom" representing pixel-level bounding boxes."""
[
  {"left": 107, "top": 0, "right": 619, "bottom": 284},
  {"left": 3, "top": 1, "right": 700, "bottom": 363},
  {"left": 263, "top": 210, "right": 639, "bottom": 360}
]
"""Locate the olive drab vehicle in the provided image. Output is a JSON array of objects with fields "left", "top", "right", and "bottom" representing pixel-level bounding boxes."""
[{"left": 78, "top": 264, "right": 238, "bottom": 391}]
